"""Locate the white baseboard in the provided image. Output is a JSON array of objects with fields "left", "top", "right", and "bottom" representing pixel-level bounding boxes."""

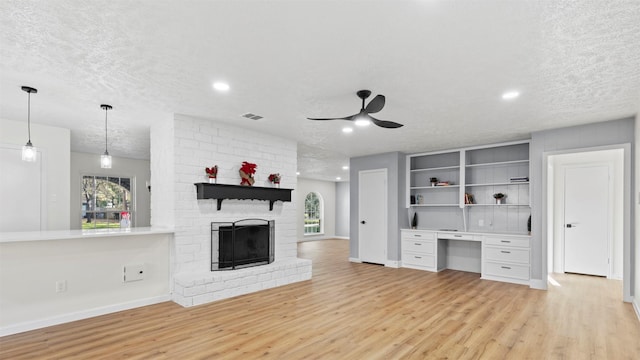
[
  {"left": 333, "top": 236, "right": 349, "bottom": 240},
  {"left": 349, "top": 257, "right": 361, "bottom": 263},
  {"left": 385, "top": 260, "right": 400, "bottom": 268},
  {"left": 529, "top": 278, "right": 548, "bottom": 290},
  {"left": 633, "top": 297, "right": 640, "bottom": 323},
  {"left": 0, "top": 294, "right": 171, "bottom": 337}
]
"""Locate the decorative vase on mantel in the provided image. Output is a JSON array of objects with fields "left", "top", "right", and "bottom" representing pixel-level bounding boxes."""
[{"left": 208, "top": 176, "right": 217, "bottom": 184}]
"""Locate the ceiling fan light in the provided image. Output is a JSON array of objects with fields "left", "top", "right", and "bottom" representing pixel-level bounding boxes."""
[
  {"left": 502, "top": 91, "right": 520, "bottom": 100},
  {"left": 342, "top": 127, "right": 353, "bottom": 133},
  {"left": 354, "top": 118, "right": 371, "bottom": 127}
]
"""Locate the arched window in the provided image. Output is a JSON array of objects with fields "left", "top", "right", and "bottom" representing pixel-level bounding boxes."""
[{"left": 304, "top": 192, "right": 323, "bottom": 235}]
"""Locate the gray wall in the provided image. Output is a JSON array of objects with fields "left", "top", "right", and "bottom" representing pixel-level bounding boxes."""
[
  {"left": 349, "top": 152, "right": 407, "bottom": 262},
  {"left": 530, "top": 117, "right": 635, "bottom": 301},
  {"left": 70, "top": 152, "right": 151, "bottom": 229},
  {"left": 335, "top": 181, "right": 350, "bottom": 237}
]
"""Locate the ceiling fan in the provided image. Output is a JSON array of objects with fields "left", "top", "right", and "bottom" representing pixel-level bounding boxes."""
[{"left": 308, "top": 90, "right": 404, "bottom": 129}]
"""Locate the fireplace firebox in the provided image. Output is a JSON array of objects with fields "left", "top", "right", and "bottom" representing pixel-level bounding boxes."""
[{"left": 211, "top": 219, "right": 274, "bottom": 271}]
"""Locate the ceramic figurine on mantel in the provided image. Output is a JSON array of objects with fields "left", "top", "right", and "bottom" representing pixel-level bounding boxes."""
[
  {"left": 268, "top": 173, "right": 281, "bottom": 188},
  {"left": 206, "top": 165, "right": 218, "bottom": 184},
  {"left": 239, "top": 161, "right": 257, "bottom": 186}
]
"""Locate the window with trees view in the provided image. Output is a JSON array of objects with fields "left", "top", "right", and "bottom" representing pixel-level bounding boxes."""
[
  {"left": 304, "top": 192, "right": 322, "bottom": 235},
  {"left": 82, "top": 176, "right": 133, "bottom": 229}
]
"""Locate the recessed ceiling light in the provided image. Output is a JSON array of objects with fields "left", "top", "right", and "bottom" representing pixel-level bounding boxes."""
[
  {"left": 342, "top": 127, "right": 353, "bottom": 133},
  {"left": 342, "top": 166, "right": 349, "bottom": 170},
  {"left": 213, "top": 82, "right": 230, "bottom": 92},
  {"left": 336, "top": 177, "right": 341, "bottom": 180},
  {"left": 502, "top": 91, "right": 520, "bottom": 100},
  {"left": 296, "top": 171, "right": 300, "bottom": 176}
]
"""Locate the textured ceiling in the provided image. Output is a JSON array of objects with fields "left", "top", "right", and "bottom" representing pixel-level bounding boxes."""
[{"left": 1, "top": 0, "right": 639, "bottom": 182}]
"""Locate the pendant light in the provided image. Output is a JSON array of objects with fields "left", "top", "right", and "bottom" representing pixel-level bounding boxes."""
[
  {"left": 100, "top": 104, "right": 113, "bottom": 168},
  {"left": 21, "top": 86, "right": 38, "bottom": 162}
]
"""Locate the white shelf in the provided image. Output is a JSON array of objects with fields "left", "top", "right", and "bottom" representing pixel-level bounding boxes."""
[
  {"left": 465, "top": 159, "right": 529, "bottom": 168},
  {"left": 411, "top": 185, "right": 460, "bottom": 190},
  {"left": 465, "top": 204, "right": 530, "bottom": 207},
  {"left": 411, "top": 165, "right": 460, "bottom": 172},
  {"left": 411, "top": 204, "right": 459, "bottom": 207},
  {"left": 465, "top": 182, "right": 529, "bottom": 187}
]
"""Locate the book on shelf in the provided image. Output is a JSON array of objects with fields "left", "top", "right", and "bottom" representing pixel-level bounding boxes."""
[
  {"left": 436, "top": 181, "right": 450, "bottom": 186},
  {"left": 464, "top": 193, "right": 474, "bottom": 204}
]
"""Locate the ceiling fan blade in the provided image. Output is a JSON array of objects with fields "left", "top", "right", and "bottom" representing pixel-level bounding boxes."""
[
  {"left": 365, "top": 95, "right": 385, "bottom": 114},
  {"left": 369, "top": 115, "right": 403, "bottom": 128},
  {"left": 307, "top": 113, "right": 357, "bottom": 121}
]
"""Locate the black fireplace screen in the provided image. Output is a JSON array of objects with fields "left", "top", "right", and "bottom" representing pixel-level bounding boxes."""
[{"left": 211, "top": 219, "right": 274, "bottom": 271}]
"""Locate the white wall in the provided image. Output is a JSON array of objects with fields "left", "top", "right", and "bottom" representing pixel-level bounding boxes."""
[
  {"left": 0, "top": 234, "right": 171, "bottom": 335},
  {"left": 0, "top": 118, "right": 70, "bottom": 230},
  {"left": 635, "top": 110, "right": 640, "bottom": 319},
  {"left": 296, "top": 178, "right": 337, "bottom": 241},
  {"left": 335, "top": 181, "right": 350, "bottom": 238},
  {"left": 549, "top": 149, "right": 624, "bottom": 279},
  {"left": 70, "top": 152, "right": 151, "bottom": 229}
]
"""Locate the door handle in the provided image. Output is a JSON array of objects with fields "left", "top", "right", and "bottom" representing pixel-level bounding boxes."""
[
  {"left": 360, "top": 220, "right": 366, "bottom": 224},
  {"left": 566, "top": 223, "right": 577, "bottom": 228}
]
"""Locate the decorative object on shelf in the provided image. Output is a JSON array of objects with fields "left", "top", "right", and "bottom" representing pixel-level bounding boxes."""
[
  {"left": 416, "top": 194, "right": 424, "bottom": 204},
  {"left": 268, "top": 173, "right": 281, "bottom": 187},
  {"left": 100, "top": 104, "right": 113, "bottom": 169},
  {"left": 410, "top": 195, "right": 416, "bottom": 204},
  {"left": 436, "top": 181, "right": 450, "bottom": 186},
  {"left": 510, "top": 176, "right": 529, "bottom": 183},
  {"left": 493, "top": 193, "right": 506, "bottom": 204},
  {"left": 430, "top": 177, "right": 438, "bottom": 187},
  {"left": 239, "top": 161, "right": 257, "bottom": 186},
  {"left": 206, "top": 165, "right": 218, "bottom": 183},
  {"left": 464, "top": 193, "right": 474, "bottom": 205},
  {"left": 21, "top": 86, "right": 38, "bottom": 162},
  {"left": 411, "top": 213, "right": 418, "bottom": 229},
  {"left": 527, "top": 215, "right": 531, "bottom": 234}
]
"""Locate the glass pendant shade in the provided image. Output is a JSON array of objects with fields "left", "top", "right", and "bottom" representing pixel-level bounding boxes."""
[
  {"left": 22, "top": 141, "right": 37, "bottom": 162},
  {"left": 101, "top": 151, "right": 112, "bottom": 168}
]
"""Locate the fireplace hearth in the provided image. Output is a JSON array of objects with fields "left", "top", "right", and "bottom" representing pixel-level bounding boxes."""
[{"left": 211, "top": 219, "right": 274, "bottom": 271}]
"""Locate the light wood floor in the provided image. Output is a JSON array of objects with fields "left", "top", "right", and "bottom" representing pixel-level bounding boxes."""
[{"left": 1, "top": 239, "right": 639, "bottom": 359}]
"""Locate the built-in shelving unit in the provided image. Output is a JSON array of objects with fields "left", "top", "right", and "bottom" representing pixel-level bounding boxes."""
[
  {"left": 406, "top": 140, "right": 531, "bottom": 233},
  {"left": 194, "top": 183, "right": 293, "bottom": 211}
]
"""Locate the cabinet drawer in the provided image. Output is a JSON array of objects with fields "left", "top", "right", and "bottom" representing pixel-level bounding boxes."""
[
  {"left": 401, "top": 231, "right": 436, "bottom": 241},
  {"left": 484, "top": 247, "right": 530, "bottom": 264},
  {"left": 403, "top": 240, "right": 435, "bottom": 254},
  {"left": 403, "top": 252, "right": 435, "bottom": 268},
  {"left": 484, "top": 236, "right": 529, "bottom": 248},
  {"left": 484, "top": 262, "right": 529, "bottom": 280},
  {"left": 438, "top": 232, "right": 478, "bottom": 241}
]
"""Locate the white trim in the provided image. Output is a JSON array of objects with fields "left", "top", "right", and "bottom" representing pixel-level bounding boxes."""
[
  {"left": 529, "top": 278, "right": 547, "bottom": 290},
  {"left": 385, "top": 260, "right": 400, "bottom": 268},
  {"left": 332, "top": 236, "right": 349, "bottom": 240},
  {"left": 0, "top": 295, "right": 171, "bottom": 337},
  {"left": 349, "top": 257, "right": 362, "bottom": 263},
  {"left": 633, "top": 298, "right": 640, "bottom": 323}
]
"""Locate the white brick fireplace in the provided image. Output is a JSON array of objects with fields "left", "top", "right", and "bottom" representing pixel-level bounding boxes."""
[{"left": 150, "top": 114, "right": 311, "bottom": 307}]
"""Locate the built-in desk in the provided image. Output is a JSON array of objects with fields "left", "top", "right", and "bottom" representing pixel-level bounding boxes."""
[{"left": 401, "top": 229, "right": 530, "bottom": 286}]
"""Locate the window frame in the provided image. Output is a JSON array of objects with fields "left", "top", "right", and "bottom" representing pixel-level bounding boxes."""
[
  {"left": 304, "top": 191, "right": 324, "bottom": 236},
  {"left": 81, "top": 175, "right": 135, "bottom": 229}
]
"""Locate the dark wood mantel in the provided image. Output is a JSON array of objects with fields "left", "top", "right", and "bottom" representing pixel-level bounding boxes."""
[{"left": 194, "top": 183, "right": 293, "bottom": 211}]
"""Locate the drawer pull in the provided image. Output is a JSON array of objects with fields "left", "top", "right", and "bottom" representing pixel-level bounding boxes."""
[
  {"left": 414, "top": 256, "right": 422, "bottom": 259},
  {"left": 414, "top": 234, "right": 422, "bottom": 237},
  {"left": 501, "top": 240, "right": 511, "bottom": 243},
  {"left": 414, "top": 243, "right": 422, "bottom": 246},
  {"left": 501, "top": 251, "right": 511, "bottom": 254},
  {"left": 501, "top": 266, "right": 512, "bottom": 270},
  {"left": 454, "top": 235, "right": 462, "bottom": 237}
]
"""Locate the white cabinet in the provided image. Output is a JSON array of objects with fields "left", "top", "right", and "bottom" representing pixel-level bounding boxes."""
[
  {"left": 481, "top": 235, "right": 531, "bottom": 285},
  {"left": 401, "top": 230, "right": 444, "bottom": 272}
]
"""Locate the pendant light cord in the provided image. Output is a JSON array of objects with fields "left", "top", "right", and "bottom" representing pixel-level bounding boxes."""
[
  {"left": 27, "top": 92, "right": 32, "bottom": 143},
  {"left": 104, "top": 107, "right": 108, "bottom": 153}
]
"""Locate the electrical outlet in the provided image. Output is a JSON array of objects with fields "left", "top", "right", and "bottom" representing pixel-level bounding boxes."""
[{"left": 55, "top": 280, "right": 67, "bottom": 293}]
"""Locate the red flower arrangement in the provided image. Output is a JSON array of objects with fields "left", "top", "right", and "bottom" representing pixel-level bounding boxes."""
[
  {"left": 268, "top": 173, "right": 281, "bottom": 184},
  {"left": 239, "top": 161, "right": 257, "bottom": 186},
  {"left": 205, "top": 165, "right": 218, "bottom": 178}
]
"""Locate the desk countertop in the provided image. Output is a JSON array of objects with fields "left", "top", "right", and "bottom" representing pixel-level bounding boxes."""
[{"left": 402, "top": 228, "right": 530, "bottom": 238}]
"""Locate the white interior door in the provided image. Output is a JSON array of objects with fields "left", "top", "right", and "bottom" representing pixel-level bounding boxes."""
[
  {"left": 564, "top": 165, "right": 609, "bottom": 276},
  {"left": 358, "top": 169, "right": 387, "bottom": 265}
]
